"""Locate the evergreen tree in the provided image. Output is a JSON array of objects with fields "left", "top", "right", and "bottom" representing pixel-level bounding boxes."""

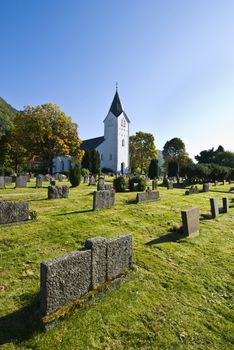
[
  {"left": 69, "top": 163, "right": 81, "bottom": 187},
  {"left": 148, "top": 158, "right": 159, "bottom": 179}
]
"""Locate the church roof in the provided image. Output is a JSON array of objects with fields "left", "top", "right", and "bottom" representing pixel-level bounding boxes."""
[
  {"left": 108, "top": 90, "right": 130, "bottom": 122},
  {"left": 81, "top": 136, "right": 104, "bottom": 150}
]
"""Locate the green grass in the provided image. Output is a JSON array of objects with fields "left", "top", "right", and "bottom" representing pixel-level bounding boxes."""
[{"left": 0, "top": 180, "right": 234, "bottom": 349}]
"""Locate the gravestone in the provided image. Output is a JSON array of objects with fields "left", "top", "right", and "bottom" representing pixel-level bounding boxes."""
[
  {"left": 4, "top": 176, "right": 12, "bottom": 186},
  {"left": 85, "top": 236, "right": 107, "bottom": 289},
  {"left": 45, "top": 174, "right": 51, "bottom": 182},
  {"left": 15, "top": 175, "right": 28, "bottom": 188},
  {"left": 36, "top": 175, "right": 43, "bottom": 188},
  {"left": 222, "top": 197, "right": 229, "bottom": 213},
  {"left": 97, "top": 178, "right": 105, "bottom": 191},
  {"left": 136, "top": 191, "right": 160, "bottom": 203},
  {"left": 185, "top": 185, "right": 199, "bottom": 195},
  {"left": 93, "top": 190, "right": 115, "bottom": 211},
  {"left": 181, "top": 207, "right": 200, "bottom": 237},
  {"left": 89, "top": 176, "right": 96, "bottom": 186},
  {"left": 107, "top": 233, "right": 133, "bottom": 280},
  {"left": 83, "top": 175, "right": 89, "bottom": 183},
  {"left": 152, "top": 180, "right": 158, "bottom": 190},
  {"left": 48, "top": 185, "right": 69, "bottom": 199},
  {"left": 214, "top": 180, "right": 218, "bottom": 186},
  {"left": 40, "top": 249, "right": 92, "bottom": 316},
  {"left": 0, "top": 177, "right": 5, "bottom": 189},
  {"left": 203, "top": 183, "right": 210, "bottom": 192},
  {"left": 167, "top": 181, "right": 173, "bottom": 190},
  {"left": 210, "top": 198, "right": 219, "bottom": 218},
  {"left": 0, "top": 201, "right": 29, "bottom": 225},
  {"left": 222, "top": 180, "right": 226, "bottom": 185}
]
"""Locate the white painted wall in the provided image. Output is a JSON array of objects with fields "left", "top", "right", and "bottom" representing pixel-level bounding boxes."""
[{"left": 52, "top": 155, "right": 71, "bottom": 173}]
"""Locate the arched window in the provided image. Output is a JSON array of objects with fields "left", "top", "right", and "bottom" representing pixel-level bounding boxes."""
[{"left": 122, "top": 139, "right": 125, "bottom": 147}]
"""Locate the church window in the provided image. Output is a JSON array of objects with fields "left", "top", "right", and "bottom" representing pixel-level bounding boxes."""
[
  {"left": 122, "top": 139, "right": 125, "bottom": 147},
  {"left": 109, "top": 153, "right": 112, "bottom": 160}
]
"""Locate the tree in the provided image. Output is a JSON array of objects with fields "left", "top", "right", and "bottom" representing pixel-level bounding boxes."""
[
  {"left": 129, "top": 132, "right": 157, "bottom": 174},
  {"left": 81, "top": 149, "right": 100, "bottom": 174},
  {"left": 163, "top": 137, "right": 191, "bottom": 172},
  {"left": 148, "top": 158, "right": 159, "bottom": 179},
  {"left": 168, "top": 160, "right": 179, "bottom": 177},
  {"left": 69, "top": 163, "right": 81, "bottom": 187},
  {"left": 195, "top": 148, "right": 215, "bottom": 164},
  {"left": 13, "top": 104, "right": 83, "bottom": 173}
]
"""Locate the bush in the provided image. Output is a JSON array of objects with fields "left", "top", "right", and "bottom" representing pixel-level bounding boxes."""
[
  {"left": 81, "top": 168, "right": 89, "bottom": 176},
  {"left": 69, "top": 164, "right": 81, "bottom": 187},
  {"left": 113, "top": 176, "right": 128, "bottom": 192},
  {"left": 129, "top": 176, "right": 147, "bottom": 191},
  {"left": 148, "top": 158, "right": 159, "bottom": 179}
]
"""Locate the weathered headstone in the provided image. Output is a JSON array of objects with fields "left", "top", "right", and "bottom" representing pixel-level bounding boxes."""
[
  {"left": 0, "top": 177, "right": 5, "bottom": 189},
  {"left": 89, "top": 175, "right": 96, "bottom": 186},
  {"left": 185, "top": 185, "right": 199, "bottom": 195},
  {"left": 4, "top": 176, "right": 12, "bottom": 186},
  {"left": 152, "top": 180, "right": 158, "bottom": 190},
  {"left": 40, "top": 249, "right": 92, "bottom": 316},
  {"left": 210, "top": 197, "right": 219, "bottom": 218},
  {"left": 15, "top": 175, "right": 28, "bottom": 188},
  {"left": 36, "top": 175, "right": 43, "bottom": 188},
  {"left": 93, "top": 190, "right": 115, "bottom": 211},
  {"left": 136, "top": 191, "right": 160, "bottom": 203},
  {"left": 48, "top": 185, "right": 69, "bottom": 199},
  {"left": 107, "top": 233, "right": 132, "bottom": 280},
  {"left": 167, "top": 181, "right": 173, "bottom": 190},
  {"left": 203, "top": 183, "right": 210, "bottom": 192},
  {"left": 83, "top": 175, "right": 89, "bottom": 183},
  {"left": 97, "top": 178, "right": 105, "bottom": 191},
  {"left": 85, "top": 236, "right": 107, "bottom": 289},
  {"left": 181, "top": 207, "right": 200, "bottom": 237},
  {"left": 0, "top": 201, "right": 29, "bottom": 225}
]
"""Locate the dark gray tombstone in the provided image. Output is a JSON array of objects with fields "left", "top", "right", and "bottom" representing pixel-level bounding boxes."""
[
  {"left": 15, "top": 175, "right": 28, "bottom": 188},
  {"left": 40, "top": 249, "right": 92, "bottom": 316},
  {"left": 83, "top": 175, "right": 89, "bottom": 183},
  {"left": 107, "top": 233, "right": 133, "bottom": 280},
  {"left": 222, "top": 197, "right": 229, "bottom": 213},
  {"left": 85, "top": 237, "right": 107, "bottom": 289},
  {"left": 136, "top": 191, "right": 160, "bottom": 203},
  {"left": 93, "top": 190, "right": 115, "bottom": 211},
  {"left": 0, "top": 201, "right": 29, "bottom": 225},
  {"left": 48, "top": 185, "right": 69, "bottom": 199},
  {"left": 36, "top": 175, "right": 43, "bottom": 188},
  {"left": 203, "top": 183, "right": 210, "bottom": 192},
  {"left": 210, "top": 198, "right": 219, "bottom": 218},
  {"left": 4, "top": 176, "right": 12, "bottom": 186},
  {"left": 181, "top": 207, "right": 200, "bottom": 237},
  {"left": 0, "top": 177, "right": 5, "bottom": 189}
]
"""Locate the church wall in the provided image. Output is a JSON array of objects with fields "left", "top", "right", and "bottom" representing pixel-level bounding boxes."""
[{"left": 116, "top": 113, "right": 129, "bottom": 173}]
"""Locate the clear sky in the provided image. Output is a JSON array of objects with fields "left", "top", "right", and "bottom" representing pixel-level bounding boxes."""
[{"left": 1, "top": 0, "right": 233, "bottom": 159}]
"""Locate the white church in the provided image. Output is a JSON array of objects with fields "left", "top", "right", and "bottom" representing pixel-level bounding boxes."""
[{"left": 53, "top": 89, "right": 130, "bottom": 174}]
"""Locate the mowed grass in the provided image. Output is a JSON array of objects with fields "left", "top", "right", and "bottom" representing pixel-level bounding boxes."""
[{"left": 0, "top": 180, "right": 234, "bottom": 350}]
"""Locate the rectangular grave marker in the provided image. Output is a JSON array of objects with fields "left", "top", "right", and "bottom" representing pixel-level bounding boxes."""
[
  {"left": 136, "top": 191, "right": 160, "bottom": 203},
  {"left": 210, "top": 198, "right": 219, "bottom": 218},
  {"left": 0, "top": 201, "right": 29, "bottom": 225},
  {"left": 181, "top": 207, "right": 200, "bottom": 237},
  {"left": 93, "top": 190, "right": 115, "bottom": 211}
]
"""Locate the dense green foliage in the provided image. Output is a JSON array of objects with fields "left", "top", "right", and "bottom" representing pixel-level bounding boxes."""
[
  {"left": 148, "top": 158, "right": 159, "bottom": 179},
  {"left": 0, "top": 97, "right": 18, "bottom": 138},
  {"left": 69, "top": 164, "right": 81, "bottom": 187},
  {"left": 81, "top": 149, "right": 100, "bottom": 174},
  {"left": 129, "top": 131, "right": 157, "bottom": 173},
  {"left": 180, "top": 163, "right": 233, "bottom": 182},
  {"left": 168, "top": 160, "right": 179, "bottom": 177},
  {"left": 163, "top": 137, "right": 191, "bottom": 172},
  {"left": 129, "top": 176, "right": 147, "bottom": 191},
  {"left": 81, "top": 168, "right": 90, "bottom": 176},
  {"left": 195, "top": 146, "right": 234, "bottom": 168},
  {"left": 0, "top": 180, "right": 233, "bottom": 349},
  {"left": 113, "top": 175, "right": 128, "bottom": 192}
]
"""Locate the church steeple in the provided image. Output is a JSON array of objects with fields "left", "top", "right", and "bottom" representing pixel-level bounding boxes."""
[{"left": 109, "top": 90, "right": 124, "bottom": 117}]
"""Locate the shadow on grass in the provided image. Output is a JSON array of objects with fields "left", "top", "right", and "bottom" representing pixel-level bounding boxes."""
[
  {"left": 125, "top": 198, "right": 137, "bottom": 205},
  {"left": 54, "top": 209, "right": 93, "bottom": 216},
  {"left": 0, "top": 292, "right": 42, "bottom": 345},
  {"left": 200, "top": 213, "right": 213, "bottom": 221},
  {"left": 145, "top": 230, "right": 186, "bottom": 245}
]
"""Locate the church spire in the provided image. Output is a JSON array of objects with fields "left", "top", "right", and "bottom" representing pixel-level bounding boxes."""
[{"left": 109, "top": 87, "right": 124, "bottom": 117}]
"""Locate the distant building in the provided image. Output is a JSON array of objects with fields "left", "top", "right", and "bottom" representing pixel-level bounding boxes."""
[
  {"left": 53, "top": 89, "right": 130, "bottom": 174},
  {"left": 81, "top": 89, "right": 130, "bottom": 174}
]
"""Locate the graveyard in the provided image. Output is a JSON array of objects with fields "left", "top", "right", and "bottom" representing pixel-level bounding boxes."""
[{"left": 0, "top": 178, "right": 233, "bottom": 349}]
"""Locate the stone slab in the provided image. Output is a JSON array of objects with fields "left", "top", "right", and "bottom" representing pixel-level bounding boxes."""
[
  {"left": 210, "top": 197, "right": 219, "bottom": 218},
  {"left": 36, "top": 175, "right": 43, "bottom": 188},
  {"left": 40, "top": 249, "right": 92, "bottom": 316},
  {"left": 181, "top": 207, "right": 200, "bottom": 237},
  {"left": 107, "top": 233, "right": 132, "bottom": 280},
  {"left": 203, "top": 183, "right": 210, "bottom": 192},
  {"left": 4, "top": 176, "right": 12, "bottom": 186},
  {"left": 0, "top": 177, "right": 5, "bottom": 189},
  {"left": 0, "top": 201, "right": 29, "bottom": 225},
  {"left": 85, "top": 236, "right": 107, "bottom": 289},
  {"left": 136, "top": 191, "right": 160, "bottom": 203},
  {"left": 48, "top": 185, "right": 69, "bottom": 199},
  {"left": 15, "top": 175, "right": 28, "bottom": 188},
  {"left": 93, "top": 190, "right": 115, "bottom": 211}
]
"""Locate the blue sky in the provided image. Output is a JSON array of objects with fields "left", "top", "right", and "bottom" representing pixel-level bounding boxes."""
[{"left": 1, "top": 0, "right": 233, "bottom": 159}]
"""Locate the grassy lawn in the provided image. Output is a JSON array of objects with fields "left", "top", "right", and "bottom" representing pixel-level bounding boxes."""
[{"left": 0, "top": 180, "right": 233, "bottom": 349}]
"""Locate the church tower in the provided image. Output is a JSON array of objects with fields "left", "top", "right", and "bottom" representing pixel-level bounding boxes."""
[{"left": 96, "top": 89, "right": 130, "bottom": 174}]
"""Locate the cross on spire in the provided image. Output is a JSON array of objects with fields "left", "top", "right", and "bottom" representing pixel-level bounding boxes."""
[{"left": 116, "top": 81, "right": 118, "bottom": 91}]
